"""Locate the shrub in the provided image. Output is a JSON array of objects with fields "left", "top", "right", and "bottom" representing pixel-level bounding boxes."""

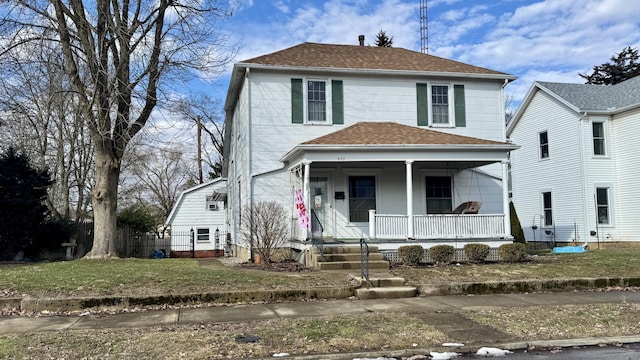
[
  {"left": 240, "top": 201, "right": 290, "bottom": 264},
  {"left": 397, "top": 245, "right": 424, "bottom": 266},
  {"left": 499, "top": 243, "right": 527, "bottom": 262},
  {"left": 464, "top": 243, "right": 490, "bottom": 263},
  {"left": 509, "top": 201, "right": 526, "bottom": 244},
  {"left": 428, "top": 245, "right": 455, "bottom": 265}
]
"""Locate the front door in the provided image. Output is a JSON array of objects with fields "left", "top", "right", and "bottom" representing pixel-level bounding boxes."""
[{"left": 309, "top": 175, "right": 333, "bottom": 239}]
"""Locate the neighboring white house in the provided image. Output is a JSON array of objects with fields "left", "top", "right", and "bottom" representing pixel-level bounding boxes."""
[
  {"left": 507, "top": 76, "right": 640, "bottom": 245},
  {"left": 165, "top": 178, "right": 227, "bottom": 257},
  {"left": 222, "top": 40, "right": 519, "bottom": 260}
]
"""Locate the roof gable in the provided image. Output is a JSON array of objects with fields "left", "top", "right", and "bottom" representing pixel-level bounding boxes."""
[{"left": 239, "top": 42, "right": 511, "bottom": 77}]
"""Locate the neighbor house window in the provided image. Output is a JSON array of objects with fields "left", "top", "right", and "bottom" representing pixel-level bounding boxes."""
[
  {"left": 542, "top": 191, "right": 553, "bottom": 226},
  {"left": 596, "top": 187, "right": 610, "bottom": 224},
  {"left": 431, "top": 85, "right": 449, "bottom": 125},
  {"left": 539, "top": 131, "right": 549, "bottom": 159},
  {"left": 348, "top": 176, "right": 376, "bottom": 222},
  {"left": 592, "top": 122, "right": 606, "bottom": 156},
  {"left": 197, "top": 228, "right": 210, "bottom": 242},
  {"left": 307, "top": 80, "right": 326, "bottom": 122},
  {"left": 426, "top": 176, "right": 452, "bottom": 214}
]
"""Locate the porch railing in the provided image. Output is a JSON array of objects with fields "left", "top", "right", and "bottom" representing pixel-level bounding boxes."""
[{"left": 371, "top": 212, "right": 505, "bottom": 239}]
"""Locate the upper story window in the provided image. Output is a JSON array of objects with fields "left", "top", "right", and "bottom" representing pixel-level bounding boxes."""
[
  {"left": 291, "top": 78, "right": 343, "bottom": 125},
  {"left": 307, "top": 80, "right": 326, "bottom": 122},
  {"left": 539, "top": 131, "right": 549, "bottom": 159},
  {"left": 431, "top": 85, "right": 449, "bottom": 125},
  {"left": 592, "top": 122, "right": 606, "bottom": 156},
  {"left": 416, "top": 83, "right": 465, "bottom": 128}
]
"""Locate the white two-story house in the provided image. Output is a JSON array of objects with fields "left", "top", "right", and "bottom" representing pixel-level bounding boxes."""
[
  {"left": 223, "top": 40, "right": 519, "bottom": 261},
  {"left": 507, "top": 76, "right": 640, "bottom": 246}
]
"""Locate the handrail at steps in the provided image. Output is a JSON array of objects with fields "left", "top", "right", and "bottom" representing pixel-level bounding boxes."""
[{"left": 359, "top": 237, "right": 373, "bottom": 287}]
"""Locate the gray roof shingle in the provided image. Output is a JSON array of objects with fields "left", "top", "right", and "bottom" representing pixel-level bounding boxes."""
[{"left": 538, "top": 76, "right": 640, "bottom": 111}]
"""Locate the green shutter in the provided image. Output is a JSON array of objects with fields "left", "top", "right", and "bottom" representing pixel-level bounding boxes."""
[
  {"left": 454, "top": 84, "right": 466, "bottom": 127},
  {"left": 291, "top": 78, "right": 303, "bottom": 124},
  {"left": 331, "top": 80, "right": 344, "bottom": 124},
  {"left": 416, "top": 83, "right": 428, "bottom": 126}
]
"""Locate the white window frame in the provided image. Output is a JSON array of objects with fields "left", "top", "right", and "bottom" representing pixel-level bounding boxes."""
[
  {"left": 592, "top": 121, "right": 607, "bottom": 157},
  {"left": 196, "top": 228, "right": 210, "bottom": 243},
  {"left": 428, "top": 83, "right": 454, "bottom": 127},
  {"left": 305, "top": 78, "right": 332, "bottom": 124},
  {"left": 594, "top": 185, "right": 613, "bottom": 226},
  {"left": 539, "top": 130, "right": 549, "bottom": 160},
  {"left": 541, "top": 190, "right": 553, "bottom": 227},
  {"left": 344, "top": 169, "right": 380, "bottom": 225}
]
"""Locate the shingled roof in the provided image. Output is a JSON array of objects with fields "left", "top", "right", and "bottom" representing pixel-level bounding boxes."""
[
  {"left": 302, "top": 122, "right": 509, "bottom": 146},
  {"left": 537, "top": 75, "right": 640, "bottom": 111},
  {"left": 239, "top": 42, "right": 511, "bottom": 76}
]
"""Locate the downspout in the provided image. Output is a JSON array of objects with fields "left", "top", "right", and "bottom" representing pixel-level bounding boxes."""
[
  {"left": 578, "top": 112, "right": 589, "bottom": 246},
  {"left": 500, "top": 78, "right": 510, "bottom": 238},
  {"left": 246, "top": 67, "right": 254, "bottom": 261}
]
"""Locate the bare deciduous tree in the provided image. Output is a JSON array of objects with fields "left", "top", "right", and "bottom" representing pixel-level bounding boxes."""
[
  {"left": 239, "top": 201, "right": 289, "bottom": 264},
  {"left": 0, "top": 41, "right": 93, "bottom": 222},
  {"left": 1, "top": 1, "right": 237, "bottom": 258}
]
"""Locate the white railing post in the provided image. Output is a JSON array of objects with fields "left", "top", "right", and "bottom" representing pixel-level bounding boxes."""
[
  {"left": 368, "top": 209, "right": 376, "bottom": 239},
  {"left": 406, "top": 160, "right": 414, "bottom": 239},
  {"left": 502, "top": 160, "right": 511, "bottom": 238}
]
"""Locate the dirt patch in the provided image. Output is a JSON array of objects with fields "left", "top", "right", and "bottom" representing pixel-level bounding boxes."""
[{"left": 238, "top": 260, "right": 317, "bottom": 272}]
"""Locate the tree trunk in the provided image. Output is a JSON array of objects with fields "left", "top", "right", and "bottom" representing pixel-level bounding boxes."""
[{"left": 85, "top": 150, "right": 120, "bottom": 259}]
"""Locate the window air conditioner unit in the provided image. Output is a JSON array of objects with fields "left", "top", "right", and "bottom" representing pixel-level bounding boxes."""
[{"left": 208, "top": 203, "right": 219, "bottom": 211}]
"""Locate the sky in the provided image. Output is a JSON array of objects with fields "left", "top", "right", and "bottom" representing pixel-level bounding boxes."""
[{"left": 207, "top": 0, "right": 640, "bottom": 110}]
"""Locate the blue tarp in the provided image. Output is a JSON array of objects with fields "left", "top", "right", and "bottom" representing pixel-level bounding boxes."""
[{"left": 552, "top": 246, "right": 586, "bottom": 253}]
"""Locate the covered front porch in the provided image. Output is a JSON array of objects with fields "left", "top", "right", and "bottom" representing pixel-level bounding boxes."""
[{"left": 281, "top": 122, "right": 519, "bottom": 247}]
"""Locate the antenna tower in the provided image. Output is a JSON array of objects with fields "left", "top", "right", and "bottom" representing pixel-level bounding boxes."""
[{"left": 420, "top": 0, "right": 428, "bottom": 54}]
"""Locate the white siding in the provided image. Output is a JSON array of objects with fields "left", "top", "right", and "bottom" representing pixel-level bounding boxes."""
[
  {"left": 609, "top": 107, "right": 640, "bottom": 241},
  {"left": 510, "top": 90, "right": 586, "bottom": 243},
  {"left": 169, "top": 182, "right": 226, "bottom": 251},
  {"left": 226, "top": 68, "right": 509, "bottom": 245}
]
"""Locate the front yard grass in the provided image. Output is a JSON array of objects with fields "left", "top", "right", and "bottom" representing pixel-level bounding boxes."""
[
  {"left": 392, "top": 248, "right": 640, "bottom": 285},
  {"left": 0, "top": 248, "right": 639, "bottom": 299}
]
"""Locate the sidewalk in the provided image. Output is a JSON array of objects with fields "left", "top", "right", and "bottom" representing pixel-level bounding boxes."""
[{"left": 1, "top": 290, "right": 639, "bottom": 359}]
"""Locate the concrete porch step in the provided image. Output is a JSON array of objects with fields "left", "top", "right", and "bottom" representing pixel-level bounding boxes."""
[
  {"left": 316, "top": 260, "right": 390, "bottom": 271},
  {"left": 356, "top": 276, "right": 406, "bottom": 287},
  {"left": 355, "top": 286, "right": 418, "bottom": 299},
  {"left": 313, "top": 245, "right": 379, "bottom": 255}
]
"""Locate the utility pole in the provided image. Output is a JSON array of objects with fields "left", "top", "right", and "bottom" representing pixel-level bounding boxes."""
[{"left": 197, "top": 115, "right": 203, "bottom": 184}]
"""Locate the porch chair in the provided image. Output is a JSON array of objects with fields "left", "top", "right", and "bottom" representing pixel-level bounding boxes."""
[{"left": 453, "top": 201, "right": 482, "bottom": 214}]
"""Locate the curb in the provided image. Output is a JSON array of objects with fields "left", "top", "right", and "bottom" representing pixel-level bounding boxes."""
[
  {"left": 419, "top": 277, "right": 640, "bottom": 296},
  {"left": 2, "top": 276, "right": 639, "bottom": 312},
  {"left": 251, "top": 335, "right": 640, "bottom": 360},
  {"left": 0, "top": 286, "right": 357, "bottom": 312}
]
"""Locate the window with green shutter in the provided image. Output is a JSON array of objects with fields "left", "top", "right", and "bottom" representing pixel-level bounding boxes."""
[
  {"left": 416, "top": 83, "right": 428, "bottom": 126},
  {"left": 291, "top": 78, "right": 303, "bottom": 124},
  {"left": 331, "top": 80, "right": 343, "bottom": 124},
  {"left": 454, "top": 84, "right": 466, "bottom": 127}
]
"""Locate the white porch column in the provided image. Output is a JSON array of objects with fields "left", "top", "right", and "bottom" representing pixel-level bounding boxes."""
[
  {"left": 303, "top": 162, "right": 311, "bottom": 240},
  {"left": 406, "top": 160, "right": 414, "bottom": 239},
  {"left": 502, "top": 160, "right": 511, "bottom": 238},
  {"left": 368, "top": 209, "right": 376, "bottom": 239}
]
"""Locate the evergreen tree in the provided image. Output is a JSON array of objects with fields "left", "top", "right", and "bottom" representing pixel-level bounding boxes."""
[
  {"left": 509, "top": 201, "right": 526, "bottom": 244},
  {"left": 374, "top": 30, "right": 394, "bottom": 47},
  {"left": 0, "top": 148, "right": 53, "bottom": 260},
  {"left": 579, "top": 46, "right": 640, "bottom": 85}
]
